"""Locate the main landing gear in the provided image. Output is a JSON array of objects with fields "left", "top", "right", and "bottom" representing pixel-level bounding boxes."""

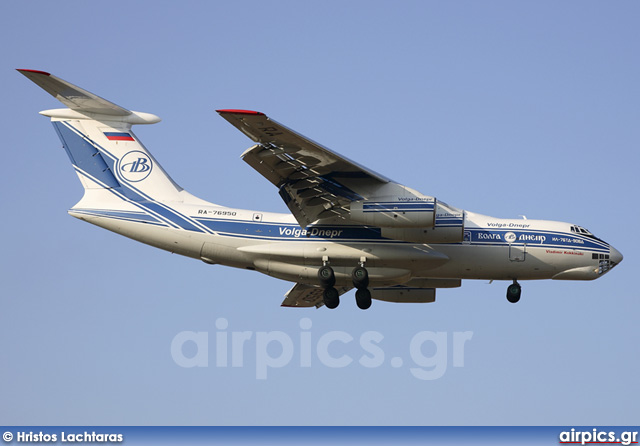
[
  {"left": 506, "top": 280, "right": 521, "bottom": 303},
  {"left": 352, "top": 263, "right": 372, "bottom": 310},
  {"left": 318, "top": 265, "right": 339, "bottom": 309},
  {"left": 318, "top": 258, "right": 372, "bottom": 310}
]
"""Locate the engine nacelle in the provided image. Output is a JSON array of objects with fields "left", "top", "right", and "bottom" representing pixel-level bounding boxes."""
[
  {"left": 381, "top": 202, "right": 465, "bottom": 243},
  {"left": 350, "top": 196, "right": 436, "bottom": 228}
]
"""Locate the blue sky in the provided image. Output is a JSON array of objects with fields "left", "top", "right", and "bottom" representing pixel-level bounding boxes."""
[{"left": 1, "top": 1, "right": 638, "bottom": 425}]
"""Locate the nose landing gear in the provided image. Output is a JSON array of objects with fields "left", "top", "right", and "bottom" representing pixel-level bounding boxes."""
[{"left": 506, "top": 280, "right": 521, "bottom": 303}]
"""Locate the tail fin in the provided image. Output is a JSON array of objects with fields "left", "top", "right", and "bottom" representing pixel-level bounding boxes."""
[{"left": 18, "top": 69, "right": 182, "bottom": 203}]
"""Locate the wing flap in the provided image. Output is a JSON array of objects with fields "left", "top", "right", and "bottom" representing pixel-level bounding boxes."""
[
  {"left": 281, "top": 283, "right": 352, "bottom": 308},
  {"left": 243, "top": 141, "right": 368, "bottom": 226}
]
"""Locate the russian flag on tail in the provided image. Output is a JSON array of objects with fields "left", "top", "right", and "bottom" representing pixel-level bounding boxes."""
[{"left": 104, "top": 132, "right": 135, "bottom": 141}]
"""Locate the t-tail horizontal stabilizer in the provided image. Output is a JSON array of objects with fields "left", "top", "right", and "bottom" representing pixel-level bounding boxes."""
[{"left": 17, "top": 69, "right": 160, "bottom": 124}]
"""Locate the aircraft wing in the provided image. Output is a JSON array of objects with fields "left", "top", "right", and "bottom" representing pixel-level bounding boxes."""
[
  {"left": 281, "top": 283, "right": 352, "bottom": 308},
  {"left": 217, "top": 109, "right": 391, "bottom": 227}
]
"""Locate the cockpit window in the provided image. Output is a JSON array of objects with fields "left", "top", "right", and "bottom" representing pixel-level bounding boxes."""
[
  {"left": 571, "top": 225, "right": 591, "bottom": 235},
  {"left": 570, "top": 225, "right": 603, "bottom": 241}
]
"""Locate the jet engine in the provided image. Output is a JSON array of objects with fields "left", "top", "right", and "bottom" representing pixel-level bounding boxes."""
[
  {"left": 350, "top": 197, "right": 437, "bottom": 228},
  {"left": 379, "top": 201, "right": 465, "bottom": 244}
]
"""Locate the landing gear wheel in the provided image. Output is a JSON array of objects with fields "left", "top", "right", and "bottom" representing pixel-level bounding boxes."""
[
  {"left": 506, "top": 282, "right": 521, "bottom": 303},
  {"left": 355, "top": 288, "right": 372, "bottom": 310},
  {"left": 318, "top": 265, "right": 336, "bottom": 288},
  {"left": 323, "top": 287, "right": 340, "bottom": 309},
  {"left": 352, "top": 266, "right": 369, "bottom": 289}
]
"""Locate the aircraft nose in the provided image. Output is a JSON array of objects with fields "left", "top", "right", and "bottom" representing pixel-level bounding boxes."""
[{"left": 610, "top": 245, "right": 623, "bottom": 266}]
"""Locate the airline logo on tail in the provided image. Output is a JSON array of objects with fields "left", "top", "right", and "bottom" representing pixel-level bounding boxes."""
[{"left": 118, "top": 150, "right": 153, "bottom": 182}]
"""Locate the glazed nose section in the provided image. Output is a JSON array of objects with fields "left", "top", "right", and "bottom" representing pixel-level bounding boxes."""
[{"left": 610, "top": 245, "right": 623, "bottom": 266}]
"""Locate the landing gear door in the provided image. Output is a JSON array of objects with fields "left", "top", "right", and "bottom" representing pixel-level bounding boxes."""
[{"left": 509, "top": 244, "right": 526, "bottom": 262}]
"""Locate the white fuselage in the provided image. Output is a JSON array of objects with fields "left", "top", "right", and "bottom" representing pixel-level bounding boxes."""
[{"left": 69, "top": 197, "right": 621, "bottom": 287}]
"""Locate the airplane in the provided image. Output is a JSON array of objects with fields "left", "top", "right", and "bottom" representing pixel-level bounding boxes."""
[{"left": 18, "top": 69, "right": 623, "bottom": 310}]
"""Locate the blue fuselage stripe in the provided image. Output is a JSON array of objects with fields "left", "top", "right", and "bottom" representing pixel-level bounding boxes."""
[{"left": 188, "top": 218, "right": 610, "bottom": 252}]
